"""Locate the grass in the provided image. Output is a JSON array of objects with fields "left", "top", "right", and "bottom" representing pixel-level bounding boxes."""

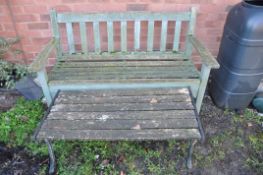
[{"left": 0, "top": 98, "right": 263, "bottom": 174}]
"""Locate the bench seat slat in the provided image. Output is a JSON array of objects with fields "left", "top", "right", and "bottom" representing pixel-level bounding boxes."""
[
  {"left": 49, "top": 79, "right": 200, "bottom": 87},
  {"left": 37, "top": 129, "right": 201, "bottom": 140},
  {"left": 56, "top": 61, "right": 194, "bottom": 68},
  {"left": 47, "top": 110, "right": 196, "bottom": 120},
  {"left": 61, "top": 52, "right": 185, "bottom": 60},
  {"left": 55, "top": 94, "right": 191, "bottom": 104},
  {"left": 51, "top": 102, "right": 194, "bottom": 112},
  {"left": 59, "top": 88, "right": 189, "bottom": 96},
  {"left": 42, "top": 118, "right": 198, "bottom": 130}
]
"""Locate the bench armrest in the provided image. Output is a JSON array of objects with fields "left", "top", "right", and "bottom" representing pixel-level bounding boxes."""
[
  {"left": 28, "top": 38, "right": 58, "bottom": 72},
  {"left": 188, "top": 35, "right": 220, "bottom": 69}
]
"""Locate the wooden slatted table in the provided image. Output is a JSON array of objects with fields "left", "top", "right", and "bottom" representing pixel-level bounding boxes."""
[{"left": 34, "top": 88, "right": 204, "bottom": 174}]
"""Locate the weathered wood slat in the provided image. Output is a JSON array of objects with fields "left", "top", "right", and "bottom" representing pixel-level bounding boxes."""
[
  {"left": 50, "top": 66, "right": 199, "bottom": 78},
  {"left": 55, "top": 60, "right": 194, "bottom": 68},
  {"left": 185, "top": 7, "right": 197, "bottom": 58},
  {"left": 55, "top": 94, "right": 191, "bottom": 104},
  {"left": 107, "top": 21, "right": 114, "bottom": 52},
  {"left": 51, "top": 101, "right": 194, "bottom": 112},
  {"left": 42, "top": 118, "right": 198, "bottom": 130},
  {"left": 134, "top": 20, "right": 141, "bottom": 51},
  {"left": 160, "top": 20, "right": 168, "bottom": 51},
  {"left": 93, "top": 21, "right": 100, "bottom": 52},
  {"left": 189, "top": 35, "right": 220, "bottom": 69},
  {"left": 50, "top": 9, "right": 62, "bottom": 57},
  {"left": 59, "top": 88, "right": 190, "bottom": 97},
  {"left": 61, "top": 52, "right": 185, "bottom": 60},
  {"left": 47, "top": 110, "right": 196, "bottom": 120},
  {"left": 50, "top": 72, "right": 198, "bottom": 80},
  {"left": 50, "top": 75, "right": 199, "bottom": 81},
  {"left": 28, "top": 38, "right": 58, "bottom": 72},
  {"left": 52, "top": 66, "right": 198, "bottom": 73},
  {"left": 79, "top": 22, "right": 88, "bottom": 54},
  {"left": 147, "top": 20, "right": 154, "bottom": 52},
  {"left": 49, "top": 78, "right": 200, "bottom": 85},
  {"left": 121, "top": 21, "right": 127, "bottom": 52},
  {"left": 173, "top": 21, "right": 182, "bottom": 52},
  {"left": 66, "top": 22, "right": 75, "bottom": 54},
  {"left": 37, "top": 129, "right": 201, "bottom": 140},
  {"left": 57, "top": 12, "right": 191, "bottom": 23},
  {"left": 50, "top": 74, "right": 199, "bottom": 82}
]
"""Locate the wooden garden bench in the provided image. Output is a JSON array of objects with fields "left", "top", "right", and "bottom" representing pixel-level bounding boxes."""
[{"left": 30, "top": 8, "right": 219, "bottom": 174}]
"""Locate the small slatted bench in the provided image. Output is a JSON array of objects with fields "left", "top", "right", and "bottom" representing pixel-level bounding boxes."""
[{"left": 29, "top": 7, "right": 219, "bottom": 174}]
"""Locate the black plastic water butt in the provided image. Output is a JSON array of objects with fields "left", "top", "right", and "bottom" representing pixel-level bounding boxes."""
[{"left": 210, "top": 0, "right": 263, "bottom": 110}]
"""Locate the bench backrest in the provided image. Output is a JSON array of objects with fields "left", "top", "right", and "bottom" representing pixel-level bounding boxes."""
[{"left": 50, "top": 8, "right": 197, "bottom": 57}]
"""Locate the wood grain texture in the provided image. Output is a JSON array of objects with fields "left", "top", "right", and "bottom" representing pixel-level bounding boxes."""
[
  {"left": 42, "top": 118, "right": 198, "bottom": 130},
  {"left": 28, "top": 38, "right": 58, "bottom": 72},
  {"left": 189, "top": 35, "right": 220, "bottom": 69},
  {"left": 37, "top": 129, "right": 201, "bottom": 140},
  {"left": 47, "top": 110, "right": 196, "bottom": 120},
  {"left": 57, "top": 12, "right": 191, "bottom": 23}
]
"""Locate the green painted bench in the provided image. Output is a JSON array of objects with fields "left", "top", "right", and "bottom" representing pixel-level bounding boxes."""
[{"left": 29, "top": 8, "right": 219, "bottom": 174}]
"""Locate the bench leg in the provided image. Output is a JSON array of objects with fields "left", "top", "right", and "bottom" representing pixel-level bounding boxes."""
[
  {"left": 37, "top": 70, "right": 52, "bottom": 106},
  {"left": 196, "top": 65, "right": 211, "bottom": 114},
  {"left": 45, "top": 139, "right": 56, "bottom": 175},
  {"left": 186, "top": 139, "right": 197, "bottom": 169}
]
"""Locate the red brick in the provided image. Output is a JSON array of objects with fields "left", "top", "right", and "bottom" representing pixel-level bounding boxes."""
[
  {"left": 15, "top": 14, "right": 36, "bottom": 22},
  {"left": 88, "top": 0, "right": 110, "bottom": 2},
  {"left": 62, "top": 0, "right": 84, "bottom": 3},
  {"left": 10, "top": 0, "right": 34, "bottom": 5},
  {"left": 0, "top": 16, "right": 12, "bottom": 23},
  {"left": 53, "top": 5, "right": 71, "bottom": 12},
  {"left": 115, "top": 0, "right": 136, "bottom": 2},
  {"left": 40, "top": 14, "right": 50, "bottom": 21},
  {"left": 10, "top": 6, "right": 24, "bottom": 14},
  {"left": 127, "top": 4, "right": 148, "bottom": 11},
  {"left": 165, "top": 0, "right": 190, "bottom": 3},
  {"left": 3, "top": 23, "right": 14, "bottom": 31},
  {"left": 28, "top": 22, "right": 49, "bottom": 30},
  {"left": 32, "top": 37, "right": 52, "bottom": 44},
  {"left": 23, "top": 5, "right": 48, "bottom": 13}
]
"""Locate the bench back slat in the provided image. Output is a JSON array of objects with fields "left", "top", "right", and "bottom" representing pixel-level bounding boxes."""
[
  {"left": 93, "top": 21, "right": 101, "bottom": 53},
  {"left": 134, "top": 20, "right": 141, "bottom": 51},
  {"left": 185, "top": 7, "right": 197, "bottom": 58},
  {"left": 121, "top": 21, "right": 127, "bottom": 52},
  {"left": 79, "top": 22, "right": 88, "bottom": 54},
  {"left": 147, "top": 20, "right": 154, "bottom": 52},
  {"left": 107, "top": 21, "right": 114, "bottom": 52},
  {"left": 160, "top": 20, "right": 168, "bottom": 52},
  {"left": 51, "top": 9, "right": 196, "bottom": 56},
  {"left": 57, "top": 12, "right": 191, "bottom": 22},
  {"left": 66, "top": 22, "right": 75, "bottom": 54},
  {"left": 50, "top": 9, "right": 62, "bottom": 57},
  {"left": 173, "top": 21, "right": 182, "bottom": 52}
]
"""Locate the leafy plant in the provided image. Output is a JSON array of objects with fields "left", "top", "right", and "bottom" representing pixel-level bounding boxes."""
[
  {"left": 0, "top": 37, "right": 22, "bottom": 58},
  {"left": 0, "top": 37, "right": 27, "bottom": 89},
  {"left": 0, "top": 98, "right": 44, "bottom": 146},
  {"left": 0, "top": 59, "right": 28, "bottom": 89}
]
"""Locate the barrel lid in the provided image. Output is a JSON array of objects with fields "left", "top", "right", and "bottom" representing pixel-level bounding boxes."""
[{"left": 225, "top": 1, "right": 263, "bottom": 46}]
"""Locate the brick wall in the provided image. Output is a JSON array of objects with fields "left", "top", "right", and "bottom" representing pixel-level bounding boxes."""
[{"left": 0, "top": 0, "right": 241, "bottom": 65}]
